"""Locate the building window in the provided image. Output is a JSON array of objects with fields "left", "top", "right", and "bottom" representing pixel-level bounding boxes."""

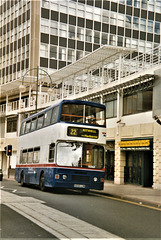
[
  {"left": 117, "top": 36, "right": 123, "bottom": 46},
  {"left": 140, "top": 18, "right": 146, "bottom": 31},
  {"left": 101, "top": 33, "right": 108, "bottom": 45},
  {"left": 59, "top": 23, "right": 67, "bottom": 37},
  {"left": 77, "top": 27, "right": 84, "bottom": 41},
  {"left": 42, "top": 0, "right": 49, "bottom": 8},
  {"left": 68, "top": 49, "right": 75, "bottom": 62},
  {"left": 118, "top": 13, "right": 124, "bottom": 27},
  {"left": 125, "top": 15, "right": 132, "bottom": 28},
  {"left": 156, "top": 2, "right": 161, "bottom": 13},
  {"left": 103, "top": 93, "right": 117, "bottom": 119},
  {"left": 109, "top": 34, "right": 116, "bottom": 46},
  {"left": 94, "top": 31, "right": 100, "bottom": 44},
  {"left": 59, "top": 47, "right": 66, "bottom": 61},
  {"left": 69, "top": 25, "right": 75, "bottom": 39},
  {"left": 86, "top": 29, "right": 92, "bottom": 42},
  {"left": 155, "top": 22, "right": 160, "bottom": 34},
  {"left": 105, "top": 100, "right": 117, "bottom": 119},
  {"left": 40, "top": 43, "right": 48, "bottom": 58},
  {"left": 102, "top": 13, "right": 109, "bottom": 24},
  {"left": 133, "top": 17, "right": 139, "bottom": 30},
  {"left": 123, "top": 88, "right": 152, "bottom": 115},
  {"left": 50, "top": 21, "right": 58, "bottom": 35},
  {"left": 76, "top": 50, "right": 83, "bottom": 60},
  {"left": 41, "top": 19, "right": 49, "bottom": 33},
  {"left": 50, "top": 45, "right": 57, "bottom": 59},
  {"left": 147, "top": 20, "right": 153, "bottom": 32},
  {"left": 7, "top": 117, "right": 17, "bottom": 132}
]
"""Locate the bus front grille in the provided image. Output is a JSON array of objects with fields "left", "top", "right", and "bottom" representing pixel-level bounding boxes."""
[{"left": 72, "top": 175, "right": 90, "bottom": 182}]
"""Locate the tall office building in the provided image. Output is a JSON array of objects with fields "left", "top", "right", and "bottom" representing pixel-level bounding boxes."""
[{"left": 1, "top": 0, "right": 161, "bottom": 84}]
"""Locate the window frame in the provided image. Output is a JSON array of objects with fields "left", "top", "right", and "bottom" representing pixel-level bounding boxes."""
[{"left": 7, "top": 117, "right": 17, "bottom": 133}]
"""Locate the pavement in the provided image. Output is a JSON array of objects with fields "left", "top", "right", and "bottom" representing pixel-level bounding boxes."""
[
  {"left": 2, "top": 176, "right": 161, "bottom": 208},
  {"left": 95, "top": 180, "right": 161, "bottom": 208}
]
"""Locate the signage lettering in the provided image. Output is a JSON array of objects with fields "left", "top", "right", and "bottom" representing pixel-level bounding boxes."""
[
  {"left": 119, "top": 140, "right": 150, "bottom": 148},
  {"left": 67, "top": 127, "right": 98, "bottom": 139}
]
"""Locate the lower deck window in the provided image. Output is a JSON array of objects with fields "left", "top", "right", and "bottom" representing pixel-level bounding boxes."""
[{"left": 20, "top": 147, "right": 40, "bottom": 164}]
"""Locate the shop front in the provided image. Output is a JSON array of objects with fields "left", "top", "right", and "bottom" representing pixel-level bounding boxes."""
[{"left": 119, "top": 139, "right": 153, "bottom": 187}]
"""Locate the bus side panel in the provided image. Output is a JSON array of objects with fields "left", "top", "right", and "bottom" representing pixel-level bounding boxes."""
[
  {"left": 42, "top": 168, "right": 55, "bottom": 188},
  {"left": 15, "top": 168, "right": 20, "bottom": 183},
  {"left": 15, "top": 167, "right": 29, "bottom": 183}
]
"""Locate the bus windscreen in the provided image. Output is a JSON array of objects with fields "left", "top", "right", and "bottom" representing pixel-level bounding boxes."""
[
  {"left": 60, "top": 103, "right": 105, "bottom": 126},
  {"left": 56, "top": 142, "right": 104, "bottom": 169}
]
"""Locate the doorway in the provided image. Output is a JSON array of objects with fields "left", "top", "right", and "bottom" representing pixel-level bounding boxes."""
[
  {"left": 105, "top": 150, "right": 114, "bottom": 180},
  {"left": 125, "top": 151, "right": 153, "bottom": 187},
  {"left": 125, "top": 151, "right": 142, "bottom": 185}
]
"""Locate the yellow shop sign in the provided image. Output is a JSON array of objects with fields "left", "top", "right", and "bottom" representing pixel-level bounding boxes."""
[{"left": 119, "top": 140, "right": 150, "bottom": 148}]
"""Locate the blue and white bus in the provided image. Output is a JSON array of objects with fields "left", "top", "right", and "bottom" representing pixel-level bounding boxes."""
[{"left": 15, "top": 99, "right": 106, "bottom": 193}]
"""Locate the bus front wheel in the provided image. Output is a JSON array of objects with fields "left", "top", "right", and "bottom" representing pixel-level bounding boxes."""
[{"left": 39, "top": 173, "right": 45, "bottom": 191}]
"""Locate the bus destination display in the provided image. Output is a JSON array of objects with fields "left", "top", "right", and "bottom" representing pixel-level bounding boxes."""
[{"left": 67, "top": 127, "right": 98, "bottom": 139}]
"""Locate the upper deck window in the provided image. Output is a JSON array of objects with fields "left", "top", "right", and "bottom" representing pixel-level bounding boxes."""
[
  {"left": 25, "top": 120, "right": 31, "bottom": 134},
  {"left": 51, "top": 106, "right": 59, "bottom": 124},
  {"left": 31, "top": 117, "right": 37, "bottom": 131},
  {"left": 37, "top": 114, "right": 44, "bottom": 129},
  {"left": 20, "top": 121, "right": 26, "bottom": 135},
  {"left": 60, "top": 103, "right": 105, "bottom": 126},
  {"left": 44, "top": 109, "right": 52, "bottom": 127},
  {"left": 20, "top": 105, "right": 60, "bottom": 135}
]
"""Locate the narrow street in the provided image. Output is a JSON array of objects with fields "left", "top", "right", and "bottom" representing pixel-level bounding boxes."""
[{"left": 1, "top": 180, "right": 161, "bottom": 239}]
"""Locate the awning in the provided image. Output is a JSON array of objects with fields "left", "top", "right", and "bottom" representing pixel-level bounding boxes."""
[
  {"left": 0, "top": 45, "right": 133, "bottom": 98},
  {"left": 50, "top": 45, "right": 133, "bottom": 82}
]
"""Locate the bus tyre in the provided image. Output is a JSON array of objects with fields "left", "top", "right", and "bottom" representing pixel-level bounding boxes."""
[
  {"left": 20, "top": 172, "right": 25, "bottom": 187},
  {"left": 40, "top": 173, "right": 45, "bottom": 191}
]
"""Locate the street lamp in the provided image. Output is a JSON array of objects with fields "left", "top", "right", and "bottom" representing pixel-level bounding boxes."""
[{"left": 19, "top": 67, "right": 54, "bottom": 112}]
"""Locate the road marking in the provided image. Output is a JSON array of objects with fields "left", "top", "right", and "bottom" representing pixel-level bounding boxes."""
[
  {"left": 90, "top": 192, "right": 161, "bottom": 212},
  {"left": 12, "top": 189, "right": 17, "bottom": 193},
  {"left": 0, "top": 186, "right": 26, "bottom": 194},
  {"left": 0, "top": 186, "right": 16, "bottom": 191},
  {"left": 1, "top": 190, "right": 124, "bottom": 240}
]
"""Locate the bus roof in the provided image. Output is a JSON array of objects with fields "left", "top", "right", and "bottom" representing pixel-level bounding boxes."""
[{"left": 21, "top": 99, "right": 106, "bottom": 123}]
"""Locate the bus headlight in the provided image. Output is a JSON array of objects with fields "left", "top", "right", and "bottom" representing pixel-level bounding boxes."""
[
  {"left": 63, "top": 174, "right": 68, "bottom": 180},
  {"left": 93, "top": 177, "right": 98, "bottom": 182}
]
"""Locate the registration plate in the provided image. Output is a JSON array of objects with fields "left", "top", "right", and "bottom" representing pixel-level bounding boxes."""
[{"left": 74, "top": 184, "right": 86, "bottom": 188}]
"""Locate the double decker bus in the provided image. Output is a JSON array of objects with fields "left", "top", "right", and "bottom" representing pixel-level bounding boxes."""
[{"left": 15, "top": 99, "right": 106, "bottom": 193}]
